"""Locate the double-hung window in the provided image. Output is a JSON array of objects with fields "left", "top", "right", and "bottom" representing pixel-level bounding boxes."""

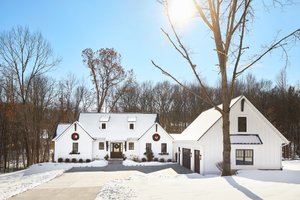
[
  {"left": 161, "top": 143, "right": 167, "bottom": 154},
  {"left": 72, "top": 143, "right": 78, "bottom": 154}
]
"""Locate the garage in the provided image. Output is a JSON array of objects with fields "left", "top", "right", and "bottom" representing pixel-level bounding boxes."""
[{"left": 182, "top": 148, "right": 191, "bottom": 169}]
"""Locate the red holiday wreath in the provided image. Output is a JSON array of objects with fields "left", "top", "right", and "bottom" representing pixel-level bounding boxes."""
[
  {"left": 71, "top": 132, "right": 79, "bottom": 141},
  {"left": 152, "top": 133, "right": 160, "bottom": 141}
]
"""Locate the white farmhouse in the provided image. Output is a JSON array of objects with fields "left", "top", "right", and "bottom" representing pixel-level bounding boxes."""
[
  {"left": 53, "top": 113, "right": 173, "bottom": 162},
  {"left": 172, "top": 95, "right": 289, "bottom": 175}
]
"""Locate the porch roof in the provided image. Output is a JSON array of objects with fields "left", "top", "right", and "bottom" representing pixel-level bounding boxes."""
[{"left": 230, "top": 134, "right": 263, "bottom": 145}]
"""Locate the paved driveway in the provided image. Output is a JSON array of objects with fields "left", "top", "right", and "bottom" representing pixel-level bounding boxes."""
[{"left": 9, "top": 163, "right": 192, "bottom": 200}]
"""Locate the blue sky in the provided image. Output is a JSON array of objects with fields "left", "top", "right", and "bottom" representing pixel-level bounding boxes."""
[{"left": 0, "top": 0, "right": 299, "bottom": 87}]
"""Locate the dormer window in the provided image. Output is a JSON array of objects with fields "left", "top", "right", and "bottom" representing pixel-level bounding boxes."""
[
  {"left": 128, "top": 116, "right": 136, "bottom": 130},
  {"left": 100, "top": 115, "right": 110, "bottom": 130},
  {"left": 129, "top": 123, "right": 134, "bottom": 130},
  {"left": 101, "top": 123, "right": 106, "bottom": 130}
]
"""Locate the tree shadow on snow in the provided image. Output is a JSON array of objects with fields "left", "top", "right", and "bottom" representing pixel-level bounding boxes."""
[{"left": 224, "top": 176, "right": 263, "bottom": 200}]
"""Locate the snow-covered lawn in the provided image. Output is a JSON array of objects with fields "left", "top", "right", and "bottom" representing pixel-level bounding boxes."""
[
  {"left": 0, "top": 160, "right": 108, "bottom": 200},
  {"left": 97, "top": 160, "right": 300, "bottom": 200}
]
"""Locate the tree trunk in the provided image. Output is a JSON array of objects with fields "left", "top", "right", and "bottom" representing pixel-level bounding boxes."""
[{"left": 222, "top": 109, "right": 231, "bottom": 176}]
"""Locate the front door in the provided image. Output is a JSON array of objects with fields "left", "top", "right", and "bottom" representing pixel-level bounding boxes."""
[
  {"left": 110, "top": 142, "right": 123, "bottom": 158},
  {"left": 194, "top": 150, "right": 200, "bottom": 173},
  {"left": 182, "top": 148, "right": 191, "bottom": 170}
]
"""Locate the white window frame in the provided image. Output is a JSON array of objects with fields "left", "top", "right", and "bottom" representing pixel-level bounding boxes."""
[
  {"left": 129, "top": 123, "right": 135, "bottom": 130},
  {"left": 129, "top": 142, "right": 134, "bottom": 150},
  {"left": 99, "top": 142, "right": 105, "bottom": 150},
  {"left": 100, "top": 122, "right": 107, "bottom": 130}
]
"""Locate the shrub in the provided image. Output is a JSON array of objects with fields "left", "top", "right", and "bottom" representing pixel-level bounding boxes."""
[
  {"left": 65, "top": 158, "right": 70, "bottom": 163},
  {"left": 144, "top": 148, "right": 154, "bottom": 161},
  {"left": 132, "top": 156, "right": 139, "bottom": 162},
  {"left": 86, "top": 159, "right": 91, "bottom": 163},
  {"left": 215, "top": 161, "right": 238, "bottom": 175},
  {"left": 71, "top": 158, "right": 77, "bottom": 163},
  {"left": 153, "top": 157, "right": 159, "bottom": 162},
  {"left": 123, "top": 154, "right": 127, "bottom": 161},
  {"left": 104, "top": 154, "right": 109, "bottom": 160},
  {"left": 167, "top": 159, "right": 172, "bottom": 162},
  {"left": 141, "top": 157, "right": 147, "bottom": 162},
  {"left": 159, "top": 158, "right": 165, "bottom": 162},
  {"left": 58, "top": 158, "right": 63, "bottom": 163},
  {"left": 78, "top": 158, "right": 83, "bottom": 163}
]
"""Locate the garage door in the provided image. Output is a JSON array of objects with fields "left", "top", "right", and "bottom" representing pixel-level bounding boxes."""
[{"left": 182, "top": 148, "right": 191, "bottom": 170}]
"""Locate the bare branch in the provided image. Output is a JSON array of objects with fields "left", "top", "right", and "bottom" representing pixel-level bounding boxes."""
[
  {"left": 193, "top": 0, "right": 213, "bottom": 30},
  {"left": 237, "top": 28, "right": 300, "bottom": 76},
  {"left": 151, "top": 60, "right": 222, "bottom": 113}
]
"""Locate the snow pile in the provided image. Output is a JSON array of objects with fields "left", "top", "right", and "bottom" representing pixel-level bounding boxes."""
[
  {"left": 0, "top": 169, "right": 64, "bottom": 200},
  {"left": 98, "top": 160, "right": 300, "bottom": 200},
  {"left": 0, "top": 160, "right": 108, "bottom": 200},
  {"left": 123, "top": 159, "right": 173, "bottom": 166},
  {"left": 96, "top": 176, "right": 139, "bottom": 200}
]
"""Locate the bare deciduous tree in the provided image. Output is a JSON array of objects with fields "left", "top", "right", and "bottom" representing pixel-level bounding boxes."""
[
  {"left": 152, "top": 0, "right": 300, "bottom": 175},
  {"left": 82, "top": 48, "right": 132, "bottom": 112}
]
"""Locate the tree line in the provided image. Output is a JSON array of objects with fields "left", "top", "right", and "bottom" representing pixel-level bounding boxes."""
[{"left": 0, "top": 26, "right": 299, "bottom": 172}]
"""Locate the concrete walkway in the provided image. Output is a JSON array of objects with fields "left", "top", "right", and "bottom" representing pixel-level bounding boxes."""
[{"left": 9, "top": 163, "right": 192, "bottom": 200}]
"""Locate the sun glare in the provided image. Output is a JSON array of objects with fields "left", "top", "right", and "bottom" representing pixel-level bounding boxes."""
[{"left": 168, "top": 0, "right": 196, "bottom": 26}]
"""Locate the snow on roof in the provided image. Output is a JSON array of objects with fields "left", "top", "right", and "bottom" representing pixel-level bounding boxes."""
[
  {"left": 100, "top": 116, "right": 110, "bottom": 122},
  {"left": 55, "top": 124, "right": 71, "bottom": 138},
  {"left": 230, "top": 134, "right": 263, "bottom": 144},
  {"left": 175, "top": 96, "right": 242, "bottom": 141},
  {"left": 127, "top": 116, "right": 137, "bottom": 122},
  {"left": 78, "top": 113, "right": 157, "bottom": 140}
]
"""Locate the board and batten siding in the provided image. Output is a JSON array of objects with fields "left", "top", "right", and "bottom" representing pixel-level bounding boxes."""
[
  {"left": 230, "top": 99, "right": 283, "bottom": 170},
  {"left": 174, "top": 96, "right": 287, "bottom": 174},
  {"left": 54, "top": 123, "right": 93, "bottom": 161},
  {"left": 173, "top": 141, "right": 204, "bottom": 174},
  {"left": 138, "top": 123, "right": 173, "bottom": 160}
]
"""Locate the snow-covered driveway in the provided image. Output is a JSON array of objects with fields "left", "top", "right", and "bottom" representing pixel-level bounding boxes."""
[{"left": 9, "top": 170, "right": 139, "bottom": 200}]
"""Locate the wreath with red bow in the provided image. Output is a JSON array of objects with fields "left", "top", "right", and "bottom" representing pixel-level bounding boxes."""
[
  {"left": 71, "top": 132, "right": 79, "bottom": 141},
  {"left": 152, "top": 133, "right": 160, "bottom": 141}
]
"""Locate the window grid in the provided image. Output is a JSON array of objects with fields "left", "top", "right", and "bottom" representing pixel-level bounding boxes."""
[
  {"left": 146, "top": 143, "right": 152, "bottom": 151},
  {"left": 99, "top": 142, "right": 104, "bottom": 150},
  {"left": 236, "top": 149, "right": 253, "bottom": 165},
  {"left": 129, "top": 142, "right": 134, "bottom": 150},
  {"left": 129, "top": 123, "right": 134, "bottom": 130},
  {"left": 72, "top": 143, "right": 78, "bottom": 153}
]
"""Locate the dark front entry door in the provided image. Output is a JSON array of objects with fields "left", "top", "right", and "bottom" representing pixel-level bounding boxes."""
[
  {"left": 194, "top": 150, "right": 200, "bottom": 173},
  {"left": 110, "top": 142, "right": 123, "bottom": 158},
  {"left": 182, "top": 148, "right": 191, "bottom": 170}
]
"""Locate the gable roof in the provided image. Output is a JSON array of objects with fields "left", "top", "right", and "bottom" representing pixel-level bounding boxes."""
[
  {"left": 175, "top": 96, "right": 242, "bottom": 141},
  {"left": 55, "top": 123, "right": 71, "bottom": 138},
  {"left": 53, "top": 121, "right": 95, "bottom": 141},
  {"left": 174, "top": 95, "right": 289, "bottom": 145},
  {"left": 78, "top": 113, "right": 157, "bottom": 140},
  {"left": 138, "top": 123, "right": 174, "bottom": 141}
]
